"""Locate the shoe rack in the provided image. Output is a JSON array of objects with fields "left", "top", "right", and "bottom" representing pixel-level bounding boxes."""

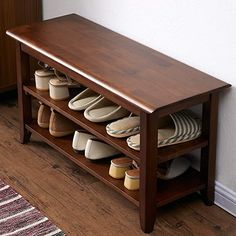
[{"left": 7, "top": 14, "right": 230, "bottom": 233}]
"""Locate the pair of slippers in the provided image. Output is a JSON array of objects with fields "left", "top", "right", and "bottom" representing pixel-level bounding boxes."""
[
  {"left": 37, "top": 102, "right": 77, "bottom": 137},
  {"left": 72, "top": 130, "right": 121, "bottom": 160},
  {"left": 109, "top": 157, "right": 140, "bottom": 191},
  {"left": 68, "top": 88, "right": 130, "bottom": 122},
  {"left": 106, "top": 110, "right": 201, "bottom": 151},
  {"left": 35, "top": 62, "right": 80, "bottom": 94}
]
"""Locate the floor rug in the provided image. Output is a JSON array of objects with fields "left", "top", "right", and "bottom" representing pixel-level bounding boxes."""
[{"left": 0, "top": 180, "right": 65, "bottom": 236}]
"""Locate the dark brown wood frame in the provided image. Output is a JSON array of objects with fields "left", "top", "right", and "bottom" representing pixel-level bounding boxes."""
[{"left": 8, "top": 14, "right": 230, "bottom": 233}]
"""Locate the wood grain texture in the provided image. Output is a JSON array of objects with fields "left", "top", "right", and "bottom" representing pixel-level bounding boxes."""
[
  {"left": 0, "top": 0, "right": 42, "bottom": 92},
  {"left": 23, "top": 83, "right": 140, "bottom": 162},
  {"left": 16, "top": 43, "right": 32, "bottom": 143},
  {"left": 139, "top": 112, "right": 158, "bottom": 232},
  {"left": 200, "top": 93, "right": 219, "bottom": 205},
  {"left": 7, "top": 14, "right": 231, "bottom": 233},
  {"left": 0, "top": 95, "right": 235, "bottom": 235},
  {"left": 24, "top": 119, "right": 205, "bottom": 209},
  {"left": 23, "top": 83, "right": 209, "bottom": 164},
  {"left": 7, "top": 14, "right": 230, "bottom": 113}
]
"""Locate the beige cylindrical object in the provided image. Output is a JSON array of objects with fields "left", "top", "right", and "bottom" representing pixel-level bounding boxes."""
[
  {"left": 124, "top": 169, "right": 140, "bottom": 191},
  {"left": 35, "top": 69, "right": 55, "bottom": 91},
  {"left": 49, "top": 78, "right": 69, "bottom": 101},
  {"left": 109, "top": 157, "right": 132, "bottom": 179}
]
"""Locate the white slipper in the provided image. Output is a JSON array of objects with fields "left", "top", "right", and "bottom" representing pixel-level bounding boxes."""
[
  {"left": 35, "top": 62, "right": 55, "bottom": 91},
  {"left": 106, "top": 116, "right": 140, "bottom": 138},
  {"left": 68, "top": 88, "right": 102, "bottom": 111},
  {"left": 35, "top": 69, "right": 56, "bottom": 91},
  {"left": 72, "top": 130, "right": 95, "bottom": 152},
  {"left": 127, "top": 110, "right": 201, "bottom": 150},
  {"left": 156, "top": 157, "right": 190, "bottom": 180},
  {"left": 37, "top": 102, "right": 51, "bottom": 128},
  {"left": 85, "top": 138, "right": 121, "bottom": 160},
  {"left": 84, "top": 97, "right": 130, "bottom": 123}
]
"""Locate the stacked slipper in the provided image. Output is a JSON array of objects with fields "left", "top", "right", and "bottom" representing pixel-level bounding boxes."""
[
  {"left": 127, "top": 110, "right": 201, "bottom": 150},
  {"left": 105, "top": 110, "right": 201, "bottom": 150}
]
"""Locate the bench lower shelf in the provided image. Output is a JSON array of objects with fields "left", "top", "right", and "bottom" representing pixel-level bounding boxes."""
[{"left": 25, "top": 120, "right": 206, "bottom": 207}]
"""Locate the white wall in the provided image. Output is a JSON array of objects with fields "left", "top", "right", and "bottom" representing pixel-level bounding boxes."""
[
  {"left": 43, "top": 1, "right": 236, "bottom": 192},
  {"left": 43, "top": 0, "right": 78, "bottom": 19}
]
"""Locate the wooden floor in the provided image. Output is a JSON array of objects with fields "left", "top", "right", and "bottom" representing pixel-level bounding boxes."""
[{"left": 0, "top": 92, "right": 235, "bottom": 236}]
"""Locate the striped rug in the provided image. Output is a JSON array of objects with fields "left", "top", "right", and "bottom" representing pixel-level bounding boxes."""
[{"left": 0, "top": 180, "right": 65, "bottom": 236}]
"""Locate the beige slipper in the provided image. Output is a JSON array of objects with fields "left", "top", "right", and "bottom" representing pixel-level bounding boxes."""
[
  {"left": 35, "top": 70, "right": 56, "bottom": 91},
  {"left": 106, "top": 116, "right": 140, "bottom": 138},
  {"left": 68, "top": 88, "right": 102, "bottom": 111},
  {"left": 37, "top": 102, "right": 51, "bottom": 128},
  {"left": 49, "top": 110, "right": 77, "bottom": 137},
  {"left": 124, "top": 169, "right": 140, "bottom": 191},
  {"left": 49, "top": 78, "right": 70, "bottom": 101},
  {"left": 84, "top": 97, "right": 130, "bottom": 123},
  {"left": 72, "top": 130, "right": 96, "bottom": 152},
  {"left": 109, "top": 157, "right": 132, "bottom": 179},
  {"left": 85, "top": 138, "right": 121, "bottom": 160},
  {"left": 127, "top": 110, "right": 201, "bottom": 150}
]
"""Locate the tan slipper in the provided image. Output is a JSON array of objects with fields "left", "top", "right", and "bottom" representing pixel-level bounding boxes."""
[
  {"left": 124, "top": 169, "right": 140, "bottom": 191},
  {"left": 37, "top": 102, "right": 51, "bottom": 128},
  {"left": 49, "top": 109, "right": 77, "bottom": 137},
  {"left": 109, "top": 157, "right": 132, "bottom": 179}
]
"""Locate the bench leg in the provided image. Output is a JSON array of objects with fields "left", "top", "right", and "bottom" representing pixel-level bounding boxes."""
[
  {"left": 16, "top": 43, "right": 32, "bottom": 144},
  {"left": 200, "top": 93, "right": 219, "bottom": 205},
  {"left": 139, "top": 112, "right": 158, "bottom": 233}
]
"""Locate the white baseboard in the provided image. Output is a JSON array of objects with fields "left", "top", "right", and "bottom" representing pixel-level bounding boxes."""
[{"left": 215, "top": 181, "right": 236, "bottom": 217}]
